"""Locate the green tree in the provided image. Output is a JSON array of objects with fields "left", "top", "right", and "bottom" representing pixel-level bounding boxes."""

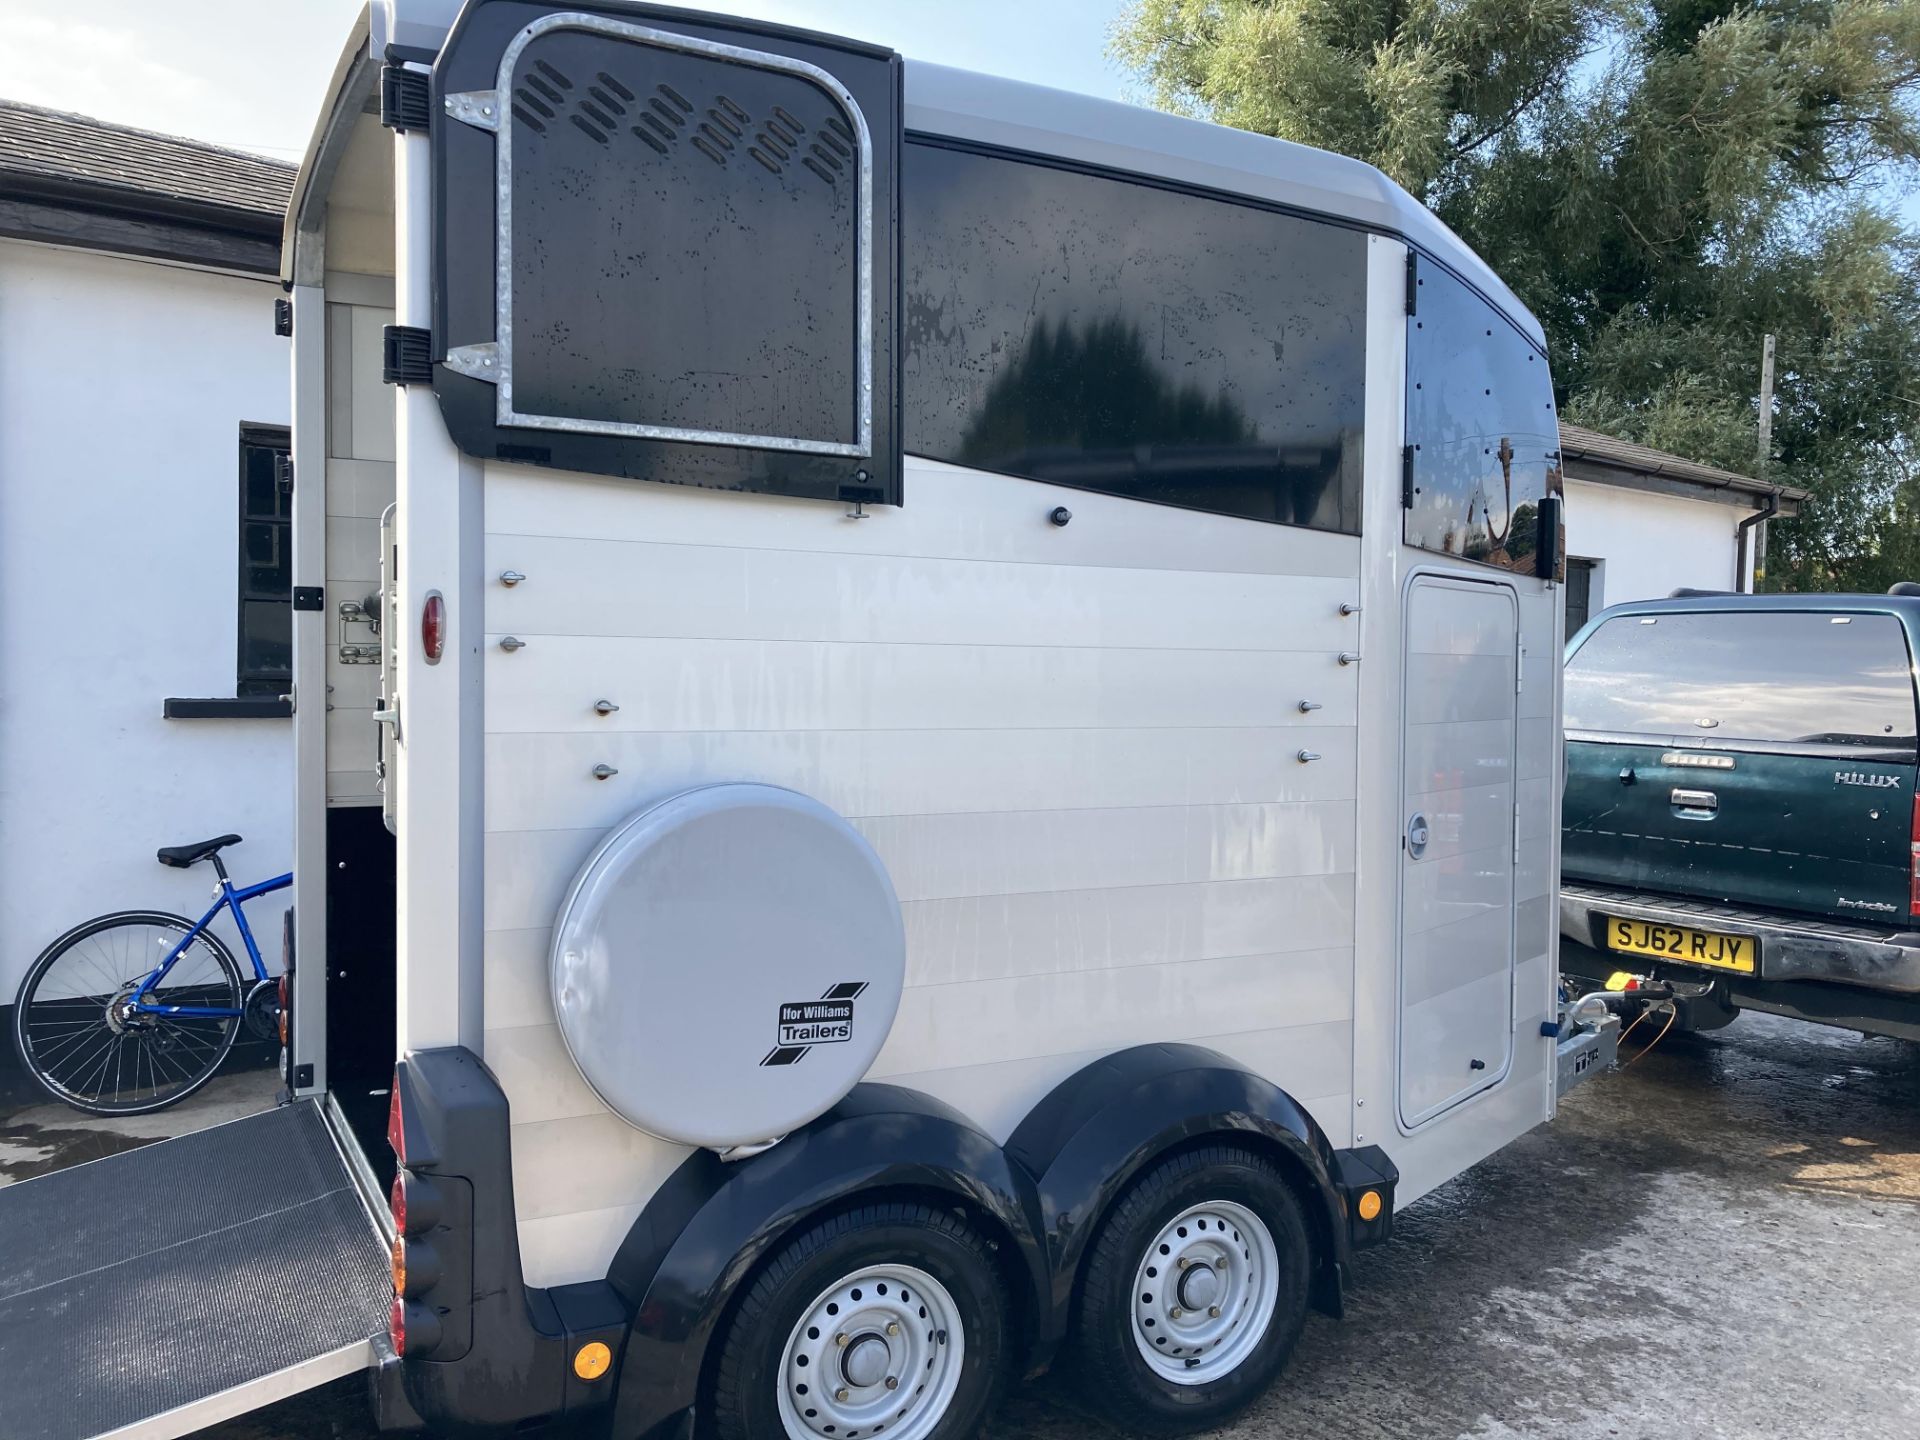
[{"left": 1113, "top": 0, "right": 1920, "bottom": 590}]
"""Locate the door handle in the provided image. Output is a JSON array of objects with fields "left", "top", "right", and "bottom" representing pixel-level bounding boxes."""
[
  {"left": 1406, "top": 812, "right": 1430, "bottom": 859},
  {"left": 1670, "top": 787, "right": 1717, "bottom": 812}
]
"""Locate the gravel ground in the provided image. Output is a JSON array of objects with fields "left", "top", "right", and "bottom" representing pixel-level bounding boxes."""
[{"left": 28, "top": 1011, "right": 1920, "bottom": 1440}]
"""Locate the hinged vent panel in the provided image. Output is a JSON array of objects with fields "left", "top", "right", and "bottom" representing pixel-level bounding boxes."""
[{"left": 432, "top": 7, "right": 902, "bottom": 503}]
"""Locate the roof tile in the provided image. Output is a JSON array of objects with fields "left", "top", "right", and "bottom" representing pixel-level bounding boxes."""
[
  {"left": 1559, "top": 422, "right": 1808, "bottom": 502},
  {"left": 0, "top": 99, "right": 293, "bottom": 223}
]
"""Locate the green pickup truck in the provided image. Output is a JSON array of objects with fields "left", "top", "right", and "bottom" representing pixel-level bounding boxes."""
[{"left": 1559, "top": 591, "right": 1920, "bottom": 1038}]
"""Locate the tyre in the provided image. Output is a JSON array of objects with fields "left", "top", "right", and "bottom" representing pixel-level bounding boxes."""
[
  {"left": 1068, "top": 1144, "right": 1313, "bottom": 1436},
  {"left": 12, "top": 910, "right": 245, "bottom": 1115},
  {"left": 706, "top": 1200, "right": 1011, "bottom": 1440}
]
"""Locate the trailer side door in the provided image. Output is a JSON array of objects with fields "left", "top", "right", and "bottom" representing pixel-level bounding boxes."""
[{"left": 1398, "top": 572, "right": 1519, "bottom": 1126}]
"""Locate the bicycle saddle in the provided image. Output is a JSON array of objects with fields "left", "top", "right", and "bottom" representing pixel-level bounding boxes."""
[{"left": 155, "top": 834, "right": 243, "bottom": 868}]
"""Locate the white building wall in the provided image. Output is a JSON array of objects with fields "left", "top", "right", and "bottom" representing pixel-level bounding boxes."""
[
  {"left": 1563, "top": 475, "right": 1753, "bottom": 609},
  {"left": 0, "top": 240, "right": 292, "bottom": 1006}
]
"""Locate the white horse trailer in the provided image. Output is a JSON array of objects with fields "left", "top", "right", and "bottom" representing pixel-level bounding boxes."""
[{"left": 0, "top": 4, "right": 1618, "bottom": 1439}]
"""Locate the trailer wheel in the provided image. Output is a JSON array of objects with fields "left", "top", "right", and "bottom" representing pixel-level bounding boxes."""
[
  {"left": 1069, "top": 1144, "right": 1311, "bottom": 1435},
  {"left": 707, "top": 1201, "right": 1010, "bottom": 1440}
]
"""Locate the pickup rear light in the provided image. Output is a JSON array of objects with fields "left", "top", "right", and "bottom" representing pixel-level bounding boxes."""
[{"left": 1910, "top": 795, "right": 1920, "bottom": 917}]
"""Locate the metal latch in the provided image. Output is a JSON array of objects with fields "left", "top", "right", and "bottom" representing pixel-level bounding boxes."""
[{"left": 338, "top": 597, "right": 379, "bottom": 665}]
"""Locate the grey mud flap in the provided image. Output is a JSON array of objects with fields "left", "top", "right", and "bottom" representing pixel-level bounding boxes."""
[{"left": 0, "top": 1100, "right": 389, "bottom": 1440}]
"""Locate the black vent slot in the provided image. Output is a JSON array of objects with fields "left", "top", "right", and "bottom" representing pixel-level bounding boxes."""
[
  {"left": 381, "top": 64, "right": 432, "bottom": 132},
  {"left": 382, "top": 325, "right": 432, "bottom": 386}
]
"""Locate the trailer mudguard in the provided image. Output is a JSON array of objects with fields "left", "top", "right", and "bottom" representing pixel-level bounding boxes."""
[
  {"left": 605, "top": 1082, "right": 1049, "bottom": 1440},
  {"left": 1004, "top": 1043, "right": 1356, "bottom": 1357}
]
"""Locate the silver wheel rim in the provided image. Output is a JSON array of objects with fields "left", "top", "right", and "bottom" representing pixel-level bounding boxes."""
[
  {"left": 1129, "top": 1199, "right": 1279, "bottom": 1385},
  {"left": 777, "top": 1263, "right": 965, "bottom": 1440}
]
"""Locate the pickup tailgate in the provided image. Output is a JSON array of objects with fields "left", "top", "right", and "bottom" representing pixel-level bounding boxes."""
[{"left": 1563, "top": 608, "right": 1918, "bottom": 924}]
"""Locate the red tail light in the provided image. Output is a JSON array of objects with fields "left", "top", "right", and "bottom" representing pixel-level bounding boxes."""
[
  {"left": 421, "top": 591, "right": 446, "bottom": 665},
  {"left": 277, "top": 974, "right": 289, "bottom": 1046},
  {"left": 387, "top": 1080, "right": 406, "bottom": 1164},
  {"left": 389, "top": 1294, "right": 442, "bottom": 1357},
  {"left": 390, "top": 1171, "right": 441, "bottom": 1234},
  {"left": 1909, "top": 795, "right": 1920, "bottom": 917}
]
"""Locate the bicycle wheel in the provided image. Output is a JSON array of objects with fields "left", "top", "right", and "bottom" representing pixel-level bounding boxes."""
[{"left": 13, "top": 910, "right": 246, "bottom": 1115}]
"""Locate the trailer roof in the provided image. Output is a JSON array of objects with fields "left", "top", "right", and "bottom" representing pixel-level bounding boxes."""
[
  {"left": 287, "top": 2, "right": 1543, "bottom": 348},
  {"left": 902, "top": 61, "right": 1542, "bottom": 348}
]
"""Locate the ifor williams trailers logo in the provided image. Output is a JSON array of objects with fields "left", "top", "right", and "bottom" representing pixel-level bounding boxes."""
[{"left": 760, "top": 981, "right": 867, "bottom": 1066}]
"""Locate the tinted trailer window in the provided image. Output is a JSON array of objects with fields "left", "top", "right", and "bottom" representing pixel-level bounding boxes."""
[
  {"left": 1404, "top": 259, "right": 1559, "bottom": 570},
  {"left": 903, "top": 141, "right": 1366, "bottom": 532}
]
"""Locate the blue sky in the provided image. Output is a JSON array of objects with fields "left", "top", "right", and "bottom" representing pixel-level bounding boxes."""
[{"left": 0, "top": 0, "right": 1131, "bottom": 160}]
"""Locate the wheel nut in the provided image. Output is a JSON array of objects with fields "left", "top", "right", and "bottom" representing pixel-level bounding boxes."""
[
  {"left": 885, "top": 1322, "right": 899, "bottom": 1337},
  {"left": 1169, "top": 1306, "right": 1183, "bottom": 1319},
  {"left": 1209, "top": 1306, "right": 1221, "bottom": 1318},
  {"left": 885, "top": 1377, "right": 899, "bottom": 1390},
  {"left": 1177, "top": 1257, "right": 1190, "bottom": 1269},
  {"left": 835, "top": 1333, "right": 848, "bottom": 1347},
  {"left": 835, "top": 1388, "right": 849, "bottom": 1402}
]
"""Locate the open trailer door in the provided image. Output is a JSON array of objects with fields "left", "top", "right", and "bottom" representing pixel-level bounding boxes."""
[{"left": 0, "top": 1101, "right": 389, "bottom": 1440}]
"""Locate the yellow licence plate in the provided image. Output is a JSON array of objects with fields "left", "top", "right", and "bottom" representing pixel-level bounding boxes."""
[{"left": 1605, "top": 917, "right": 1757, "bottom": 973}]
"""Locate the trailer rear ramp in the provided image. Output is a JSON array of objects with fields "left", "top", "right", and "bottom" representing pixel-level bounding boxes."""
[{"left": 0, "top": 1099, "right": 390, "bottom": 1440}]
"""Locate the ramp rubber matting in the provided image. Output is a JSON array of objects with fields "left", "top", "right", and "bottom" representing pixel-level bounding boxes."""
[{"left": 0, "top": 1100, "right": 389, "bottom": 1440}]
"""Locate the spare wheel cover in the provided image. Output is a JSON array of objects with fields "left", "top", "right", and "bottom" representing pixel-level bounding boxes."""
[{"left": 548, "top": 783, "right": 905, "bottom": 1149}]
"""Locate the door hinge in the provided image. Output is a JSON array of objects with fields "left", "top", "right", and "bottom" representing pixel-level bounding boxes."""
[
  {"left": 383, "top": 325, "right": 433, "bottom": 386},
  {"left": 293, "top": 586, "right": 325, "bottom": 612},
  {"left": 1514, "top": 804, "right": 1522, "bottom": 865},
  {"left": 275, "top": 452, "right": 294, "bottom": 496},
  {"left": 273, "top": 296, "right": 293, "bottom": 337},
  {"left": 381, "top": 63, "right": 432, "bottom": 133},
  {"left": 1516, "top": 637, "right": 1526, "bottom": 695},
  {"left": 1405, "top": 251, "right": 1419, "bottom": 315},
  {"left": 1401, "top": 445, "right": 1416, "bottom": 509}
]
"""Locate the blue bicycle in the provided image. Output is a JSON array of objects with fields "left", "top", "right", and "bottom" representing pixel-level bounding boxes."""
[{"left": 11, "top": 834, "right": 291, "bottom": 1115}]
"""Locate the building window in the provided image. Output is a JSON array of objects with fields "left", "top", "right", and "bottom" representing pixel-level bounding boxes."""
[
  {"left": 1565, "top": 557, "right": 1599, "bottom": 640},
  {"left": 237, "top": 425, "right": 292, "bottom": 696},
  {"left": 903, "top": 141, "right": 1367, "bottom": 532}
]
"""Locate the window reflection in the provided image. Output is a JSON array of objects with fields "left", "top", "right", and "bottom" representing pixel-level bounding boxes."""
[
  {"left": 1565, "top": 611, "right": 1918, "bottom": 750},
  {"left": 1406, "top": 262, "right": 1559, "bottom": 569},
  {"left": 904, "top": 142, "right": 1367, "bottom": 532}
]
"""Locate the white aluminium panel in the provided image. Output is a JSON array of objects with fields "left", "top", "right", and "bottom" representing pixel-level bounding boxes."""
[
  {"left": 1397, "top": 573, "right": 1519, "bottom": 1129},
  {"left": 482, "top": 454, "right": 1364, "bottom": 1285}
]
